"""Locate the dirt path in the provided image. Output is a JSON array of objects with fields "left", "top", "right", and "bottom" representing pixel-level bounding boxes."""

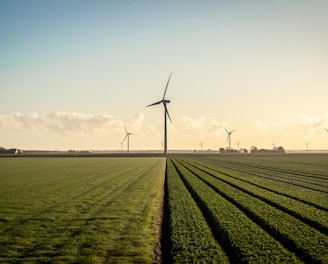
[{"left": 152, "top": 170, "right": 166, "bottom": 264}]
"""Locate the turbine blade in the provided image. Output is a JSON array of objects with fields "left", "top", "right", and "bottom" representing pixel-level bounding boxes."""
[
  {"left": 231, "top": 129, "right": 236, "bottom": 133},
  {"left": 146, "top": 101, "right": 162, "bottom": 107},
  {"left": 164, "top": 104, "right": 172, "bottom": 123},
  {"left": 325, "top": 128, "right": 328, "bottom": 132},
  {"left": 125, "top": 126, "right": 128, "bottom": 134},
  {"left": 163, "top": 72, "right": 172, "bottom": 100},
  {"left": 226, "top": 135, "right": 229, "bottom": 143},
  {"left": 122, "top": 134, "right": 128, "bottom": 143},
  {"left": 225, "top": 128, "right": 229, "bottom": 134}
]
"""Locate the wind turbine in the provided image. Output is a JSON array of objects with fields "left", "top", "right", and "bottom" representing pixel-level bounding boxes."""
[
  {"left": 199, "top": 140, "right": 203, "bottom": 151},
  {"left": 236, "top": 142, "right": 240, "bottom": 150},
  {"left": 306, "top": 142, "right": 309, "bottom": 151},
  {"left": 122, "top": 126, "right": 133, "bottom": 152},
  {"left": 120, "top": 142, "right": 123, "bottom": 152},
  {"left": 225, "top": 128, "right": 235, "bottom": 150},
  {"left": 146, "top": 73, "right": 172, "bottom": 155}
]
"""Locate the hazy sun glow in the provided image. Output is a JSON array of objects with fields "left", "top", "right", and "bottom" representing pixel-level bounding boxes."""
[{"left": 1, "top": 1, "right": 327, "bottom": 151}]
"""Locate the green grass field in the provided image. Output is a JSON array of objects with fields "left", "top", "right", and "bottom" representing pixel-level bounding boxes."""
[
  {"left": 0, "top": 157, "right": 165, "bottom": 263},
  {"left": 1, "top": 154, "right": 327, "bottom": 263}
]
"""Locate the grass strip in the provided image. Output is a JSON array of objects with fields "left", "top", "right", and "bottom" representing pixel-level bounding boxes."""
[{"left": 0, "top": 157, "right": 165, "bottom": 263}]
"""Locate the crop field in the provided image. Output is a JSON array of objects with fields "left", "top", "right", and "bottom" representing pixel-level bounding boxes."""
[
  {"left": 1, "top": 154, "right": 327, "bottom": 263},
  {"left": 0, "top": 157, "right": 165, "bottom": 263},
  {"left": 166, "top": 155, "right": 328, "bottom": 263}
]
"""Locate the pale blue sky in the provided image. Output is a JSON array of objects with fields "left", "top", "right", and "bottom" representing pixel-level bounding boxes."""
[{"left": 1, "top": 1, "right": 328, "bottom": 150}]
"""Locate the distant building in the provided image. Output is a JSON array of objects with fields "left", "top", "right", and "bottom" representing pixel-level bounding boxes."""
[
  {"left": 250, "top": 146, "right": 285, "bottom": 154},
  {"left": 0, "top": 147, "right": 22, "bottom": 154}
]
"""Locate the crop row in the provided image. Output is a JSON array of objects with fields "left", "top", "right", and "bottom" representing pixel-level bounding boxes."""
[
  {"left": 218, "top": 161, "right": 327, "bottom": 193},
  {"left": 172, "top": 158, "right": 328, "bottom": 263},
  {"left": 164, "top": 158, "right": 229, "bottom": 263},
  {"left": 189, "top": 157, "right": 328, "bottom": 211},
  {"left": 214, "top": 155, "right": 328, "bottom": 177},
  {"left": 167, "top": 158, "right": 304, "bottom": 263},
  {"left": 201, "top": 156, "right": 328, "bottom": 193},
  {"left": 182, "top": 158, "right": 328, "bottom": 234}
]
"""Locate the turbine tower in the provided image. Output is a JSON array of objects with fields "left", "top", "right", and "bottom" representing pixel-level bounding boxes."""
[
  {"left": 146, "top": 73, "right": 172, "bottom": 155},
  {"left": 122, "top": 126, "right": 133, "bottom": 152},
  {"left": 225, "top": 128, "right": 235, "bottom": 150}
]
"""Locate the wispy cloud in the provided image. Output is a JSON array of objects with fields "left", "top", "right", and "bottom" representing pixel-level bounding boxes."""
[
  {"left": 177, "top": 115, "right": 232, "bottom": 135},
  {"left": 0, "top": 112, "right": 144, "bottom": 136},
  {"left": 126, "top": 112, "right": 144, "bottom": 133},
  {"left": 255, "top": 113, "right": 328, "bottom": 137},
  {"left": 255, "top": 120, "right": 269, "bottom": 133},
  {"left": 277, "top": 113, "right": 328, "bottom": 136},
  {"left": 179, "top": 115, "right": 206, "bottom": 130}
]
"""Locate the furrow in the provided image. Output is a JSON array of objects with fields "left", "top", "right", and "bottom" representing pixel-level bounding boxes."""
[
  {"left": 175, "top": 158, "right": 328, "bottom": 264},
  {"left": 171, "top": 158, "right": 302, "bottom": 264}
]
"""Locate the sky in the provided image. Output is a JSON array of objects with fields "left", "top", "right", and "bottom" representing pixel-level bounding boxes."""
[{"left": 1, "top": 0, "right": 328, "bottom": 151}]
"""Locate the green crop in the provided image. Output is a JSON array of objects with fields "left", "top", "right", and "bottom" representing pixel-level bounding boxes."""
[
  {"left": 170, "top": 158, "right": 302, "bottom": 263},
  {"left": 165, "top": 158, "right": 229, "bottom": 263},
  {"left": 175, "top": 158, "right": 328, "bottom": 263}
]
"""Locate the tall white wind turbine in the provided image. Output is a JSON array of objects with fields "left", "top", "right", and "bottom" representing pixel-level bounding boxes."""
[
  {"left": 147, "top": 73, "right": 172, "bottom": 155},
  {"left": 225, "top": 128, "right": 235, "bottom": 150},
  {"left": 122, "top": 126, "right": 133, "bottom": 152}
]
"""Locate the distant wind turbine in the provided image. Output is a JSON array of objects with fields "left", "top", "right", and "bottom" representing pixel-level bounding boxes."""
[
  {"left": 272, "top": 141, "right": 276, "bottom": 149},
  {"left": 199, "top": 140, "right": 203, "bottom": 151},
  {"left": 236, "top": 142, "right": 240, "bottom": 149},
  {"left": 306, "top": 142, "right": 309, "bottom": 151},
  {"left": 225, "top": 128, "right": 235, "bottom": 150},
  {"left": 120, "top": 142, "right": 123, "bottom": 152},
  {"left": 122, "top": 126, "right": 133, "bottom": 152},
  {"left": 146, "top": 73, "right": 172, "bottom": 155}
]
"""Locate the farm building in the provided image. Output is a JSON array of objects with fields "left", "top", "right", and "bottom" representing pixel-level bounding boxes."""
[{"left": 0, "top": 147, "right": 22, "bottom": 154}]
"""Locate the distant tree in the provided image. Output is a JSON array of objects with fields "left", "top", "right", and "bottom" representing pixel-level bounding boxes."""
[
  {"left": 250, "top": 146, "right": 258, "bottom": 153},
  {"left": 251, "top": 146, "right": 257, "bottom": 153},
  {"left": 242, "top": 148, "right": 248, "bottom": 153},
  {"left": 277, "top": 146, "right": 286, "bottom": 153}
]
